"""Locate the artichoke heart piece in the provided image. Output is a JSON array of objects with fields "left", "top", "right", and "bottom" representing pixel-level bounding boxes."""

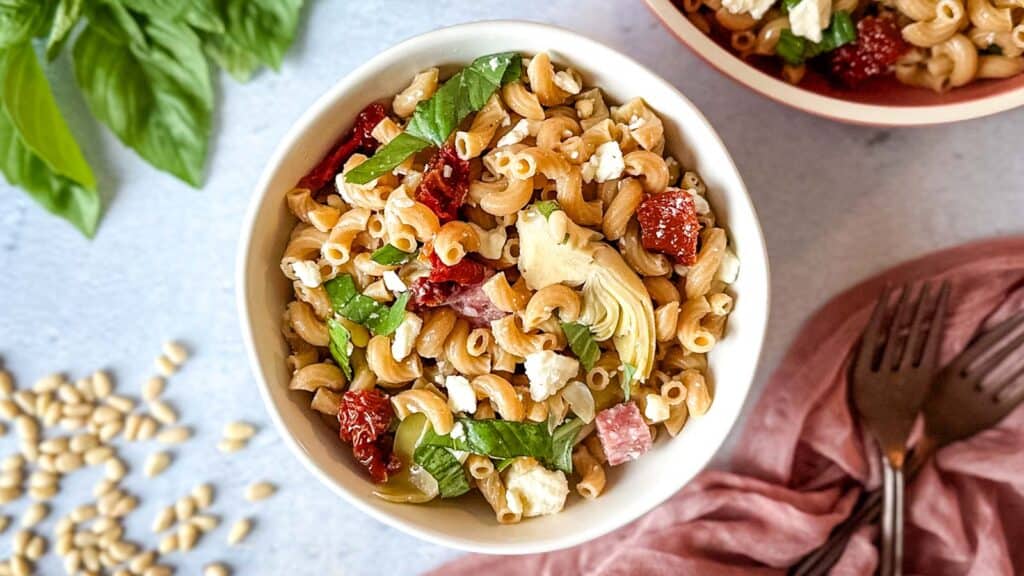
[{"left": 516, "top": 208, "right": 656, "bottom": 380}]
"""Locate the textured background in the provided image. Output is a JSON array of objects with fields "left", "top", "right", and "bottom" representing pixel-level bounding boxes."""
[{"left": 1, "top": 1, "right": 1023, "bottom": 574}]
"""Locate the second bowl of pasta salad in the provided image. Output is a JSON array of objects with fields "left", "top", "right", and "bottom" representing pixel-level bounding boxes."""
[{"left": 238, "top": 21, "right": 769, "bottom": 553}]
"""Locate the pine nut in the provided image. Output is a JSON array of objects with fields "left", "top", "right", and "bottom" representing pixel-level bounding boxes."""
[
  {"left": 192, "top": 484, "right": 214, "bottom": 509},
  {"left": 152, "top": 506, "right": 175, "bottom": 533},
  {"left": 1, "top": 455, "right": 22, "bottom": 471},
  {"left": 106, "top": 395, "right": 135, "bottom": 413},
  {"left": 25, "top": 534, "right": 44, "bottom": 560},
  {"left": 130, "top": 551, "right": 156, "bottom": 573},
  {"left": 62, "top": 403, "right": 93, "bottom": 418},
  {"left": 91, "top": 516, "right": 116, "bottom": 534},
  {"left": 74, "top": 377, "right": 95, "bottom": 401},
  {"left": 28, "top": 485, "right": 56, "bottom": 501},
  {"left": 70, "top": 433, "right": 99, "bottom": 453},
  {"left": 144, "top": 452, "right": 171, "bottom": 477},
  {"left": 137, "top": 416, "right": 158, "bottom": 440},
  {"left": 55, "top": 451, "right": 84, "bottom": 473},
  {"left": 34, "top": 392, "right": 52, "bottom": 417},
  {"left": 217, "top": 438, "right": 246, "bottom": 453},
  {"left": 105, "top": 458, "right": 127, "bottom": 481},
  {"left": 59, "top": 416, "right": 88, "bottom": 430},
  {"left": 110, "top": 494, "right": 137, "bottom": 517},
  {"left": 12, "top": 391, "right": 35, "bottom": 415},
  {"left": 145, "top": 565, "right": 173, "bottom": 576},
  {"left": 177, "top": 522, "right": 199, "bottom": 551},
  {"left": 109, "top": 541, "right": 136, "bottom": 562},
  {"left": 10, "top": 555, "right": 29, "bottom": 576},
  {"left": 91, "top": 371, "right": 113, "bottom": 398},
  {"left": 42, "top": 403, "right": 61, "bottom": 426},
  {"left": 155, "top": 355, "right": 176, "bottom": 377},
  {"left": 20, "top": 503, "right": 47, "bottom": 527},
  {"left": 245, "top": 481, "right": 276, "bottom": 502},
  {"left": 175, "top": 496, "right": 196, "bottom": 521},
  {"left": 0, "top": 371, "right": 13, "bottom": 398},
  {"left": 97, "top": 489, "right": 123, "bottom": 516},
  {"left": 158, "top": 532, "right": 178, "bottom": 554},
  {"left": 91, "top": 405, "right": 120, "bottom": 425},
  {"left": 227, "top": 518, "right": 252, "bottom": 545},
  {"left": 63, "top": 549, "right": 81, "bottom": 574},
  {"left": 84, "top": 446, "right": 114, "bottom": 465},
  {"left": 27, "top": 471, "right": 55, "bottom": 489},
  {"left": 156, "top": 425, "right": 190, "bottom": 445},
  {"left": 38, "top": 437, "right": 66, "bottom": 455},
  {"left": 55, "top": 516, "right": 73, "bottom": 535},
  {"left": 0, "top": 515, "right": 9, "bottom": 533},
  {"left": 99, "top": 419, "right": 123, "bottom": 442},
  {"left": 71, "top": 504, "right": 97, "bottom": 523},
  {"left": 93, "top": 478, "right": 117, "bottom": 499},
  {"left": 143, "top": 377, "right": 165, "bottom": 401},
  {"left": 204, "top": 563, "right": 230, "bottom": 576},
  {"left": 149, "top": 400, "right": 177, "bottom": 425},
  {"left": 73, "top": 530, "right": 97, "bottom": 548},
  {"left": 82, "top": 546, "right": 100, "bottom": 571},
  {"left": 223, "top": 421, "right": 256, "bottom": 441},
  {"left": 163, "top": 341, "right": 189, "bottom": 365},
  {"left": 57, "top": 384, "right": 82, "bottom": 404},
  {"left": 0, "top": 399, "right": 19, "bottom": 419},
  {"left": 0, "top": 487, "right": 21, "bottom": 504},
  {"left": 14, "top": 416, "right": 38, "bottom": 442},
  {"left": 0, "top": 471, "right": 21, "bottom": 489},
  {"left": 191, "top": 514, "right": 220, "bottom": 532},
  {"left": 12, "top": 530, "right": 30, "bottom": 554},
  {"left": 32, "top": 374, "right": 63, "bottom": 393}
]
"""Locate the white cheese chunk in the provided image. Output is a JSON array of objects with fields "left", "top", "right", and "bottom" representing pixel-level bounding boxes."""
[
  {"left": 644, "top": 394, "right": 671, "bottom": 423},
  {"left": 722, "top": 0, "right": 776, "bottom": 19},
  {"left": 390, "top": 314, "right": 423, "bottom": 361},
  {"left": 503, "top": 459, "right": 569, "bottom": 517},
  {"left": 291, "top": 260, "right": 322, "bottom": 288},
  {"left": 552, "top": 70, "right": 582, "bottom": 95},
  {"left": 450, "top": 421, "right": 466, "bottom": 441},
  {"left": 581, "top": 141, "right": 625, "bottom": 184},
  {"left": 789, "top": 0, "right": 832, "bottom": 43},
  {"left": 524, "top": 351, "right": 580, "bottom": 402},
  {"left": 445, "top": 375, "right": 477, "bottom": 414},
  {"left": 496, "top": 119, "right": 531, "bottom": 147},
  {"left": 382, "top": 270, "right": 408, "bottom": 293},
  {"left": 716, "top": 248, "right": 740, "bottom": 284}
]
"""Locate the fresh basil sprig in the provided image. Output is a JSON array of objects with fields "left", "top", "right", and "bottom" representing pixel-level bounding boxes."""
[
  {"left": 345, "top": 52, "right": 522, "bottom": 185},
  {"left": 422, "top": 417, "right": 582, "bottom": 474},
  {"left": 324, "top": 274, "right": 410, "bottom": 336},
  {"left": 776, "top": 11, "right": 856, "bottom": 66},
  {"left": 326, "top": 318, "right": 353, "bottom": 379},
  {"left": 412, "top": 445, "right": 470, "bottom": 498},
  {"left": 561, "top": 322, "right": 600, "bottom": 371},
  {"left": 371, "top": 244, "right": 418, "bottom": 266}
]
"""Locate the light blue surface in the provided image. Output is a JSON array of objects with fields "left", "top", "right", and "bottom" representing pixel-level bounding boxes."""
[{"left": 2, "top": 1, "right": 1023, "bottom": 574}]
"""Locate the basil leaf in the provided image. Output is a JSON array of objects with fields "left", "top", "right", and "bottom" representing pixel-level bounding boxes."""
[
  {"left": 494, "top": 458, "right": 515, "bottom": 473},
  {"left": 533, "top": 199, "right": 562, "bottom": 219},
  {"left": 73, "top": 17, "right": 213, "bottom": 186},
  {"left": 344, "top": 132, "right": 431, "bottom": 185},
  {"left": 46, "top": 0, "right": 83, "bottom": 61},
  {"left": 220, "top": 0, "right": 302, "bottom": 70},
  {"left": 202, "top": 33, "right": 260, "bottom": 82},
  {"left": 550, "top": 418, "right": 586, "bottom": 474},
  {"left": 326, "top": 318, "right": 353, "bottom": 379},
  {"left": 0, "top": 108, "right": 100, "bottom": 237},
  {"left": 776, "top": 11, "right": 856, "bottom": 66},
  {"left": 340, "top": 294, "right": 385, "bottom": 325},
  {"left": 560, "top": 322, "right": 600, "bottom": 371},
  {"left": 413, "top": 445, "right": 470, "bottom": 498},
  {"left": 370, "top": 244, "right": 418, "bottom": 266},
  {"left": 324, "top": 275, "right": 358, "bottom": 311},
  {"left": 2, "top": 43, "right": 96, "bottom": 191},
  {"left": 622, "top": 363, "right": 638, "bottom": 400},
  {"left": 405, "top": 52, "right": 521, "bottom": 147},
  {"left": 0, "top": 0, "right": 55, "bottom": 49},
  {"left": 370, "top": 291, "right": 410, "bottom": 336},
  {"left": 423, "top": 418, "right": 553, "bottom": 462}
]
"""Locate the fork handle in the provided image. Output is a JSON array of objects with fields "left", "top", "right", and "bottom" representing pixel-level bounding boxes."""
[{"left": 882, "top": 462, "right": 905, "bottom": 576}]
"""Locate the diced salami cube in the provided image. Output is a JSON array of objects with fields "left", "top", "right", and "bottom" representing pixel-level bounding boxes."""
[
  {"left": 445, "top": 282, "right": 506, "bottom": 327},
  {"left": 595, "top": 402, "right": 653, "bottom": 466}
]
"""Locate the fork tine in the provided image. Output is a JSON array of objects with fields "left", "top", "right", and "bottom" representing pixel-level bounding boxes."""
[
  {"left": 919, "top": 281, "right": 951, "bottom": 368},
  {"left": 950, "top": 313, "right": 1024, "bottom": 374},
  {"left": 882, "top": 285, "right": 914, "bottom": 371},
  {"left": 975, "top": 328, "right": 1024, "bottom": 387},
  {"left": 900, "top": 282, "right": 934, "bottom": 370},
  {"left": 995, "top": 364, "right": 1024, "bottom": 404},
  {"left": 962, "top": 313, "right": 1024, "bottom": 377},
  {"left": 855, "top": 284, "right": 895, "bottom": 373}
]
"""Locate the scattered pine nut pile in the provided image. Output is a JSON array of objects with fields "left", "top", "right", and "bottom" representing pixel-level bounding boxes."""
[{"left": 0, "top": 342, "right": 275, "bottom": 576}]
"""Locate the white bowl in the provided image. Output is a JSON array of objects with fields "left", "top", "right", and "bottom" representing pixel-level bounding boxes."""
[
  {"left": 237, "top": 21, "right": 770, "bottom": 555},
  {"left": 645, "top": 0, "right": 1024, "bottom": 126}
]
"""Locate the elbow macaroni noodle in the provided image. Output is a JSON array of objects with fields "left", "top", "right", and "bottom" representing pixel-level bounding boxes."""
[{"left": 277, "top": 52, "right": 738, "bottom": 523}]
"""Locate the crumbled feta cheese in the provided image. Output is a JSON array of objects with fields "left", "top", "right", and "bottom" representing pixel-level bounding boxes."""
[
  {"left": 788, "top": 0, "right": 831, "bottom": 43},
  {"left": 469, "top": 223, "right": 507, "bottom": 260},
  {"left": 382, "top": 271, "right": 408, "bottom": 293},
  {"left": 496, "top": 119, "right": 530, "bottom": 147},
  {"left": 291, "top": 260, "right": 322, "bottom": 288},
  {"left": 503, "top": 459, "right": 569, "bottom": 517},
  {"left": 686, "top": 189, "right": 711, "bottom": 216},
  {"left": 442, "top": 165, "right": 453, "bottom": 179},
  {"left": 391, "top": 314, "right": 423, "bottom": 361},
  {"left": 581, "top": 141, "right": 625, "bottom": 184},
  {"left": 644, "top": 394, "right": 671, "bottom": 423},
  {"left": 717, "top": 249, "right": 740, "bottom": 284},
  {"left": 445, "top": 375, "right": 477, "bottom": 414},
  {"left": 628, "top": 115, "right": 647, "bottom": 131},
  {"left": 722, "top": 0, "right": 775, "bottom": 18},
  {"left": 552, "top": 70, "right": 582, "bottom": 95},
  {"left": 524, "top": 351, "right": 580, "bottom": 402},
  {"left": 451, "top": 421, "right": 466, "bottom": 440}
]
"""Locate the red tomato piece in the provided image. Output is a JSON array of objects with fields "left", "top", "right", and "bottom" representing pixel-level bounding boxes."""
[
  {"left": 416, "top": 144, "right": 470, "bottom": 222},
  {"left": 337, "top": 389, "right": 398, "bottom": 483},
  {"left": 829, "top": 16, "right": 909, "bottom": 86},
  {"left": 635, "top": 189, "right": 701, "bottom": 266},
  {"left": 426, "top": 252, "right": 489, "bottom": 285},
  {"left": 298, "top": 103, "right": 387, "bottom": 191}
]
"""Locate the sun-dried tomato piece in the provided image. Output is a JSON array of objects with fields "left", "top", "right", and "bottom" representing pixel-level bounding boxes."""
[
  {"left": 415, "top": 144, "right": 470, "bottom": 222},
  {"left": 635, "top": 189, "right": 701, "bottom": 266},
  {"left": 298, "top": 103, "right": 387, "bottom": 191},
  {"left": 409, "top": 277, "right": 461, "bottom": 308},
  {"left": 408, "top": 253, "right": 504, "bottom": 326},
  {"left": 426, "top": 252, "right": 489, "bottom": 285},
  {"left": 337, "top": 389, "right": 397, "bottom": 483},
  {"left": 829, "top": 16, "right": 908, "bottom": 86}
]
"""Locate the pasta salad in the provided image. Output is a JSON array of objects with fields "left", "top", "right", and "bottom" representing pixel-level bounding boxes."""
[
  {"left": 674, "top": 0, "right": 1024, "bottom": 90},
  {"left": 278, "top": 51, "right": 739, "bottom": 523}
]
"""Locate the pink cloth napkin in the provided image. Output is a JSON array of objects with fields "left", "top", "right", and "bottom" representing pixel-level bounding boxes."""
[{"left": 429, "top": 236, "right": 1024, "bottom": 576}]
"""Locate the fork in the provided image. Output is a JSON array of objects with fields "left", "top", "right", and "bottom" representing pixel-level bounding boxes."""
[
  {"left": 791, "top": 311, "right": 1024, "bottom": 576},
  {"left": 849, "top": 282, "right": 950, "bottom": 576}
]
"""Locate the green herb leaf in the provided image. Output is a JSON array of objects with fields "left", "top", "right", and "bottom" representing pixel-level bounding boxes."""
[
  {"left": 73, "top": 17, "right": 213, "bottom": 186},
  {"left": 344, "top": 132, "right": 431, "bottom": 185},
  {"left": 533, "top": 199, "right": 562, "bottom": 219},
  {"left": 775, "top": 30, "right": 807, "bottom": 66},
  {"left": 326, "top": 318, "right": 353, "bottom": 380},
  {"left": 202, "top": 33, "right": 261, "bottom": 82},
  {"left": 413, "top": 445, "right": 471, "bottom": 498},
  {"left": 622, "top": 363, "right": 638, "bottom": 400},
  {"left": 2, "top": 43, "right": 95, "bottom": 191},
  {"left": 324, "top": 275, "right": 359, "bottom": 311},
  {"left": 0, "top": 108, "right": 100, "bottom": 237},
  {"left": 550, "top": 418, "right": 586, "bottom": 474},
  {"left": 405, "top": 52, "right": 521, "bottom": 147},
  {"left": 560, "top": 322, "right": 600, "bottom": 371},
  {"left": 776, "top": 11, "right": 856, "bottom": 66},
  {"left": 46, "top": 0, "right": 83, "bottom": 61},
  {"left": 423, "top": 418, "right": 554, "bottom": 462},
  {"left": 340, "top": 294, "right": 386, "bottom": 325},
  {"left": 220, "top": 0, "right": 302, "bottom": 71},
  {"left": 0, "top": 0, "right": 55, "bottom": 49},
  {"left": 0, "top": 43, "right": 100, "bottom": 237},
  {"left": 370, "top": 291, "right": 410, "bottom": 336},
  {"left": 371, "top": 244, "right": 418, "bottom": 266},
  {"left": 494, "top": 458, "right": 515, "bottom": 473}
]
